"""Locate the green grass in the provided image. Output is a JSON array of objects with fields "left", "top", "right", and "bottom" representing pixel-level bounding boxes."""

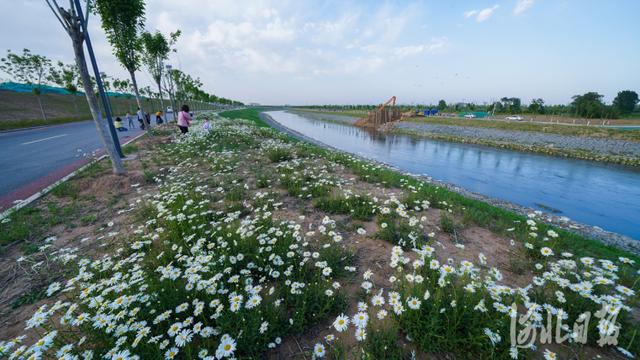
[
  {"left": 50, "top": 181, "right": 78, "bottom": 199},
  {"left": 220, "top": 108, "right": 271, "bottom": 127},
  {"left": 405, "top": 116, "right": 640, "bottom": 142},
  {"left": 265, "top": 147, "right": 293, "bottom": 162},
  {"left": 314, "top": 194, "right": 376, "bottom": 221}
]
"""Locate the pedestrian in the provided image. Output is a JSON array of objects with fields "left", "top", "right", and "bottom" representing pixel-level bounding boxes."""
[
  {"left": 145, "top": 112, "right": 151, "bottom": 127},
  {"left": 126, "top": 112, "right": 134, "bottom": 128},
  {"left": 156, "top": 110, "right": 163, "bottom": 125},
  {"left": 177, "top": 104, "right": 191, "bottom": 134},
  {"left": 203, "top": 117, "right": 211, "bottom": 132},
  {"left": 136, "top": 107, "right": 145, "bottom": 130},
  {"left": 114, "top": 117, "right": 128, "bottom": 132}
]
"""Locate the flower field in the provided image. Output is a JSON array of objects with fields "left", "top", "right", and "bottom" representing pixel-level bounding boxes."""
[{"left": 0, "top": 111, "right": 638, "bottom": 359}]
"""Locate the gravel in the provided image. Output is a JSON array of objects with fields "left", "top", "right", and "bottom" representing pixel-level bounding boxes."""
[{"left": 397, "top": 122, "right": 640, "bottom": 157}]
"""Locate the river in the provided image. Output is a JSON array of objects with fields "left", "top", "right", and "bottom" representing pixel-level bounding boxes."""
[{"left": 264, "top": 110, "right": 640, "bottom": 240}]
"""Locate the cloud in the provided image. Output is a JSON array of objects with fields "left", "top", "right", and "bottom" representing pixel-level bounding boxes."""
[
  {"left": 464, "top": 5, "right": 499, "bottom": 22},
  {"left": 514, "top": 0, "right": 534, "bottom": 14},
  {"left": 464, "top": 10, "right": 478, "bottom": 19}
]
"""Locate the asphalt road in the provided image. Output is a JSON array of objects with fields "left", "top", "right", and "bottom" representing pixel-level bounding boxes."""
[{"left": 0, "top": 118, "right": 148, "bottom": 209}]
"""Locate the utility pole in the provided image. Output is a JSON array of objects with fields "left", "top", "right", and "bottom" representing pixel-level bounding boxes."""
[{"left": 73, "top": 0, "right": 124, "bottom": 158}]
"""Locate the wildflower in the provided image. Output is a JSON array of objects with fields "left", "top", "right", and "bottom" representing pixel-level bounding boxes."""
[
  {"left": 355, "top": 327, "right": 367, "bottom": 342},
  {"left": 352, "top": 312, "right": 369, "bottom": 328},
  {"left": 333, "top": 314, "right": 349, "bottom": 332},
  {"left": 371, "top": 294, "right": 385, "bottom": 307},
  {"left": 216, "top": 335, "right": 236, "bottom": 358},
  {"left": 483, "top": 328, "right": 501, "bottom": 346},
  {"left": 165, "top": 347, "right": 179, "bottom": 359},
  {"left": 175, "top": 329, "right": 193, "bottom": 347},
  {"left": 407, "top": 297, "right": 421, "bottom": 310},
  {"left": 313, "top": 343, "right": 326, "bottom": 358},
  {"left": 540, "top": 247, "right": 553, "bottom": 257},
  {"left": 357, "top": 228, "right": 366, "bottom": 235},
  {"left": 377, "top": 309, "right": 388, "bottom": 320},
  {"left": 543, "top": 349, "right": 557, "bottom": 360}
]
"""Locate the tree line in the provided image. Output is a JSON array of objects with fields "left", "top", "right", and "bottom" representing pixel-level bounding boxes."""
[
  {"left": 302, "top": 90, "right": 639, "bottom": 119},
  {"left": 1, "top": 1, "right": 243, "bottom": 175}
]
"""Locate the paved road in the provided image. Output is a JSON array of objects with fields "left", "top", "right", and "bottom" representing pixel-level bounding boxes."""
[{"left": 0, "top": 119, "right": 148, "bottom": 209}]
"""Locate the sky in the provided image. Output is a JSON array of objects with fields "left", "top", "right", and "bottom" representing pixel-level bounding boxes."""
[{"left": 1, "top": 0, "right": 639, "bottom": 105}]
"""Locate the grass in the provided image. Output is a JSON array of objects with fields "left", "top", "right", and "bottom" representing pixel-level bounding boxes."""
[
  {"left": 219, "top": 108, "right": 271, "bottom": 127},
  {"left": 50, "top": 181, "right": 78, "bottom": 199},
  {"left": 405, "top": 116, "right": 640, "bottom": 142},
  {"left": 314, "top": 194, "right": 376, "bottom": 221}
]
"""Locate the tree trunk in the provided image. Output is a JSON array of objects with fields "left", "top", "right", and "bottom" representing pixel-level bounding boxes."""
[
  {"left": 157, "top": 81, "right": 164, "bottom": 114},
  {"left": 36, "top": 94, "right": 47, "bottom": 121},
  {"left": 128, "top": 69, "right": 149, "bottom": 128},
  {"left": 71, "top": 33, "right": 125, "bottom": 175}
]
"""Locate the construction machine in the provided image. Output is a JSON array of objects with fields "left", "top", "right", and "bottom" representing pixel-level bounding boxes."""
[{"left": 355, "top": 96, "right": 402, "bottom": 128}]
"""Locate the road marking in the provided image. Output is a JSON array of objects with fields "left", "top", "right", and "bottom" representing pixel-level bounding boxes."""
[{"left": 21, "top": 134, "right": 68, "bottom": 145}]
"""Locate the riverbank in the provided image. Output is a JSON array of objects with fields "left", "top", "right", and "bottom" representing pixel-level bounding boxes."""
[
  {"left": 0, "top": 111, "right": 638, "bottom": 359},
  {"left": 261, "top": 111, "right": 640, "bottom": 254},
  {"left": 293, "top": 109, "right": 640, "bottom": 166}
]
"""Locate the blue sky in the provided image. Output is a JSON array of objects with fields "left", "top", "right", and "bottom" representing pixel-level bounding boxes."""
[{"left": 1, "top": 0, "right": 639, "bottom": 105}]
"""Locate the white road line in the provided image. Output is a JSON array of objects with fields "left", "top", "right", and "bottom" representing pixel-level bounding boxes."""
[{"left": 21, "top": 134, "right": 68, "bottom": 145}]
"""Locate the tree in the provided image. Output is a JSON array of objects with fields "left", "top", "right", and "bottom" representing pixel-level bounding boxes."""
[
  {"left": 437, "top": 99, "right": 447, "bottom": 110},
  {"left": 48, "top": 61, "right": 82, "bottom": 116},
  {"left": 613, "top": 90, "right": 638, "bottom": 114},
  {"left": 528, "top": 98, "right": 545, "bottom": 114},
  {"left": 500, "top": 97, "right": 521, "bottom": 114},
  {"left": 571, "top": 92, "right": 606, "bottom": 119},
  {"left": 45, "top": 0, "right": 124, "bottom": 175},
  {"left": 94, "top": 0, "right": 147, "bottom": 125},
  {"left": 140, "top": 30, "right": 180, "bottom": 114},
  {"left": 1, "top": 49, "right": 52, "bottom": 121}
]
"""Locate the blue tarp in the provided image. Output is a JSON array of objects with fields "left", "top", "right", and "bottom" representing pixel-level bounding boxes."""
[
  {"left": 0, "top": 81, "right": 75, "bottom": 95},
  {"left": 0, "top": 82, "right": 134, "bottom": 98}
]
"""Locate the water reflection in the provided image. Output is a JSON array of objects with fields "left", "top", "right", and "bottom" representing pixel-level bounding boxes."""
[{"left": 267, "top": 110, "right": 640, "bottom": 240}]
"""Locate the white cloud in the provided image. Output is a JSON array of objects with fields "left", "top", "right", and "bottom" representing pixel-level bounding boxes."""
[
  {"left": 464, "top": 5, "right": 499, "bottom": 22},
  {"left": 464, "top": 10, "right": 478, "bottom": 19},
  {"left": 514, "top": 0, "right": 535, "bottom": 15}
]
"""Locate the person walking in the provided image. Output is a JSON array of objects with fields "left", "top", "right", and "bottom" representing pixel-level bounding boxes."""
[
  {"left": 126, "top": 112, "right": 135, "bottom": 128},
  {"left": 136, "top": 107, "right": 145, "bottom": 130},
  {"left": 156, "top": 110, "right": 163, "bottom": 125},
  {"left": 177, "top": 104, "right": 191, "bottom": 134}
]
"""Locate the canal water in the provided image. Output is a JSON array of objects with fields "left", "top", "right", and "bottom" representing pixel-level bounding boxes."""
[{"left": 265, "top": 110, "right": 640, "bottom": 240}]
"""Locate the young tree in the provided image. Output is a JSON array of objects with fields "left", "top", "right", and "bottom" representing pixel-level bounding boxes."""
[
  {"left": 94, "top": 0, "right": 147, "bottom": 126},
  {"left": 140, "top": 30, "right": 180, "bottom": 114},
  {"left": 613, "top": 90, "right": 639, "bottom": 115},
  {"left": 1, "top": 49, "right": 52, "bottom": 121},
  {"left": 48, "top": 61, "right": 82, "bottom": 116},
  {"left": 45, "top": 0, "right": 124, "bottom": 175}
]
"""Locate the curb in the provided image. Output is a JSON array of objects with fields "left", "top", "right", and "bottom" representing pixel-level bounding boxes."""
[{"left": 0, "top": 131, "right": 148, "bottom": 221}]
